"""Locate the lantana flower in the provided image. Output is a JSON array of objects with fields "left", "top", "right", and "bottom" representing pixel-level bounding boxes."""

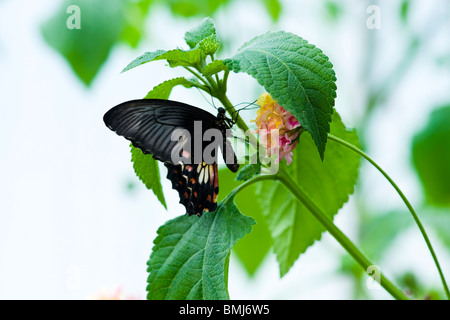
[{"left": 252, "top": 93, "right": 302, "bottom": 165}]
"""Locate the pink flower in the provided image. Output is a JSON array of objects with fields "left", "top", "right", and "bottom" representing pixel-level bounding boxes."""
[
  {"left": 89, "top": 287, "right": 140, "bottom": 300},
  {"left": 252, "top": 93, "right": 302, "bottom": 165}
]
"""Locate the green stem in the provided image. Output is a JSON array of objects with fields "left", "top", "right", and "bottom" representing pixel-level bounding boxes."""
[
  {"left": 276, "top": 168, "right": 410, "bottom": 300},
  {"left": 230, "top": 174, "right": 280, "bottom": 196},
  {"left": 205, "top": 75, "right": 219, "bottom": 93},
  {"left": 186, "top": 81, "right": 214, "bottom": 95},
  {"left": 215, "top": 92, "right": 251, "bottom": 133},
  {"left": 222, "top": 69, "right": 229, "bottom": 93},
  {"left": 231, "top": 171, "right": 408, "bottom": 300},
  {"left": 328, "top": 133, "right": 450, "bottom": 300},
  {"left": 210, "top": 54, "right": 221, "bottom": 85},
  {"left": 183, "top": 66, "right": 210, "bottom": 88}
]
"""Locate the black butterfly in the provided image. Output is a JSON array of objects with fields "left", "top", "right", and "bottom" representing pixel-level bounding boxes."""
[{"left": 103, "top": 99, "right": 239, "bottom": 216}]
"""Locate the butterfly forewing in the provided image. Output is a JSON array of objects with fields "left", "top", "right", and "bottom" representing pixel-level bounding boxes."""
[{"left": 104, "top": 99, "right": 219, "bottom": 163}]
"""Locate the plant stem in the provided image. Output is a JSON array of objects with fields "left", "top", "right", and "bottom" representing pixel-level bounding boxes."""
[
  {"left": 231, "top": 172, "right": 408, "bottom": 300},
  {"left": 209, "top": 54, "right": 221, "bottom": 85},
  {"left": 276, "top": 168, "right": 410, "bottom": 300},
  {"left": 183, "top": 66, "right": 210, "bottom": 88},
  {"left": 328, "top": 133, "right": 450, "bottom": 300},
  {"left": 222, "top": 70, "right": 229, "bottom": 93},
  {"left": 215, "top": 92, "right": 251, "bottom": 133},
  {"left": 230, "top": 174, "right": 280, "bottom": 196}
]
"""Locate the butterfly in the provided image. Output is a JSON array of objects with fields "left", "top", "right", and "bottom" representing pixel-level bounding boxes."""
[{"left": 103, "top": 99, "right": 239, "bottom": 216}]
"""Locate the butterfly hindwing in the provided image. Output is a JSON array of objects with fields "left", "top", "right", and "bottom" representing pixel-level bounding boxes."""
[{"left": 165, "top": 162, "right": 219, "bottom": 216}]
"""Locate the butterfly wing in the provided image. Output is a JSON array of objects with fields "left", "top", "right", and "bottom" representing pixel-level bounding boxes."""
[
  {"left": 221, "top": 136, "right": 239, "bottom": 172},
  {"left": 103, "top": 99, "right": 221, "bottom": 163},
  {"left": 104, "top": 99, "right": 238, "bottom": 216},
  {"left": 165, "top": 162, "right": 219, "bottom": 216},
  {"left": 103, "top": 99, "right": 243, "bottom": 216}
]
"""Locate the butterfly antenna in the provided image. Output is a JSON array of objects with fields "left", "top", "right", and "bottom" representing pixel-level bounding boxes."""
[
  {"left": 195, "top": 87, "right": 218, "bottom": 110},
  {"left": 239, "top": 99, "right": 259, "bottom": 111},
  {"left": 229, "top": 99, "right": 258, "bottom": 124}
]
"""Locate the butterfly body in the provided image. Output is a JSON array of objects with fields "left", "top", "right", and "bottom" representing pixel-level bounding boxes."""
[{"left": 104, "top": 99, "right": 239, "bottom": 216}]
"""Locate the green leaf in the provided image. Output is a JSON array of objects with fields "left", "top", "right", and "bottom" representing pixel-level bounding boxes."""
[
  {"left": 146, "top": 196, "right": 255, "bottom": 299},
  {"left": 400, "top": 0, "right": 410, "bottom": 24},
  {"left": 236, "top": 163, "right": 261, "bottom": 182},
  {"left": 435, "top": 54, "right": 450, "bottom": 68},
  {"left": 184, "top": 18, "right": 220, "bottom": 55},
  {"left": 185, "top": 17, "right": 216, "bottom": 48},
  {"left": 359, "top": 211, "right": 412, "bottom": 260},
  {"left": 166, "top": 0, "right": 227, "bottom": 18},
  {"left": 224, "top": 31, "right": 337, "bottom": 160},
  {"left": 262, "top": 0, "right": 282, "bottom": 22},
  {"left": 396, "top": 271, "right": 444, "bottom": 300},
  {"left": 202, "top": 60, "right": 228, "bottom": 76},
  {"left": 122, "top": 48, "right": 206, "bottom": 73},
  {"left": 412, "top": 104, "right": 450, "bottom": 206},
  {"left": 144, "top": 77, "right": 195, "bottom": 99},
  {"left": 256, "top": 112, "right": 359, "bottom": 276},
  {"left": 120, "top": 0, "right": 153, "bottom": 48},
  {"left": 422, "top": 208, "right": 450, "bottom": 248},
  {"left": 218, "top": 168, "right": 272, "bottom": 276},
  {"left": 131, "top": 145, "right": 167, "bottom": 209},
  {"left": 164, "top": 49, "right": 206, "bottom": 68},
  {"left": 121, "top": 49, "right": 167, "bottom": 73},
  {"left": 324, "top": 0, "right": 342, "bottom": 21},
  {"left": 41, "top": 0, "right": 126, "bottom": 86},
  {"left": 339, "top": 209, "right": 412, "bottom": 294}
]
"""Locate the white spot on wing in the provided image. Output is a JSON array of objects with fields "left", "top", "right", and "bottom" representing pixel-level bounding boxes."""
[{"left": 198, "top": 166, "right": 205, "bottom": 185}]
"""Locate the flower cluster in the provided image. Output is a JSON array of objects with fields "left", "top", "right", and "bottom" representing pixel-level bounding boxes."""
[{"left": 252, "top": 93, "right": 302, "bottom": 165}]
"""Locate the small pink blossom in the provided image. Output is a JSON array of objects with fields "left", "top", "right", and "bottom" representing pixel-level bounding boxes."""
[
  {"left": 252, "top": 93, "right": 302, "bottom": 165},
  {"left": 89, "top": 287, "right": 140, "bottom": 300}
]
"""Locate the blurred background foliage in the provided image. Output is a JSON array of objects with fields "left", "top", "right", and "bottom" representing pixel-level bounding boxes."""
[
  {"left": 34, "top": 0, "right": 450, "bottom": 299},
  {"left": 41, "top": 0, "right": 281, "bottom": 86}
]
